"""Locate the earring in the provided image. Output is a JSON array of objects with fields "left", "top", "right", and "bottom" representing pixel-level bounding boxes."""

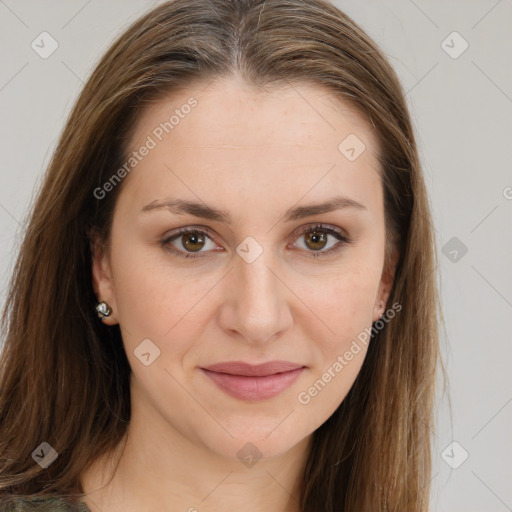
[{"left": 96, "top": 301, "right": 112, "bottom": 319}]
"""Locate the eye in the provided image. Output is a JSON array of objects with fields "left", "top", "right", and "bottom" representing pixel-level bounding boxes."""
[
  {"left": 160, "top": 226, "right": 219, "bottom": 259},
  {"left": 291, "top": 223, "right": 352, "bottom": 258},
  {"left": 160, "top": 223, "right": 352, "bottom": 259}
]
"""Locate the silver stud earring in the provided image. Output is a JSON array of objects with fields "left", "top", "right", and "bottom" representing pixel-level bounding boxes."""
[{"left": 96, "top": 301, "right": 112, "bottom": 319}]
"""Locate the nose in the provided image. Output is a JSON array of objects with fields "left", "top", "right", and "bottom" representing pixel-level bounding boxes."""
[{"left": 217, "top": 249, "right": 293, "bottom": 345}]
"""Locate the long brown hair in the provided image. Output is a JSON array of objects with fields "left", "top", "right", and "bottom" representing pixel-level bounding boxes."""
[{"left": 0, "top": 0, "right": 446, "bottom": 510}]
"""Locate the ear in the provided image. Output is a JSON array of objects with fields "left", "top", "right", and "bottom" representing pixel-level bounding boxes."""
[
  {"left": 372, "top": 246, "right": 399, "bottom": 322},
  {"left": 90, "top": 235, "right": 118, "bottom": 326}
]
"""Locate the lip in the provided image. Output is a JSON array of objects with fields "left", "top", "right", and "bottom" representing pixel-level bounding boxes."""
[{"left": 200, "top": 361, "right": 306, "bottom": 401}]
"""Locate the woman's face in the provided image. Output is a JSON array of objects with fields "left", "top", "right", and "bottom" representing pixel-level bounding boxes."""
[{"left": 92, "top": 75, "right": 396, "bottom": 462}]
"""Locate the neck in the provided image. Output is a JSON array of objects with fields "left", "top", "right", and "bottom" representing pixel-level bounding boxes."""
[{"left": 80, "top": 390, "right": 310, "bottom": 512}]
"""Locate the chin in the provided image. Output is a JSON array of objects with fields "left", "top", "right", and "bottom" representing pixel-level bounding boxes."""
[{"left": 195, "top": 418, "right": 310, "bottom": 463}]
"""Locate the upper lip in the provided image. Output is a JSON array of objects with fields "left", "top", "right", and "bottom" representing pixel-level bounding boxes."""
[{"left": 201, "top": 361, "right": 305, "bottom": 377}]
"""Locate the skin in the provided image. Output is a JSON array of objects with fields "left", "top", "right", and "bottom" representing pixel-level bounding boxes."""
[{"left": 82, "top": 74, "right": 398, "bottom": 512}]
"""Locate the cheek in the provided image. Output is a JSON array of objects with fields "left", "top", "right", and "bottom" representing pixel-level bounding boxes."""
[
  {"left": 298, "top": 261, "right": 382, "bottom": 356},
  {"left": 109, "top": 238, "right": 195, "bottom": 350},
  {"left": 292, "top": 268, "right": 381, "bottom": 419}
]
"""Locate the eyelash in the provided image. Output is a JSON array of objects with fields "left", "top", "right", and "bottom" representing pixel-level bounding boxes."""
[{"left": 160, "top": 223, "right": 353, "bottom": 260}]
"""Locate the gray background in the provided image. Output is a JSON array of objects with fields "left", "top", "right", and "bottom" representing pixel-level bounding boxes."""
[{"left": 1, "top": 1, "right": 511, "bottom": 510}]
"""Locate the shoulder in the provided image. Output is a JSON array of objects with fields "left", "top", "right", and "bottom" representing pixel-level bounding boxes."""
[{"left": 0, "top": 496, "right": 90, "bottom": 512}]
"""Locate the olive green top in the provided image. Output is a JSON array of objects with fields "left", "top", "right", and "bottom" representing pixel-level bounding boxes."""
[{"left": 0, "top": 497, "right": 91, "bottom": 511}]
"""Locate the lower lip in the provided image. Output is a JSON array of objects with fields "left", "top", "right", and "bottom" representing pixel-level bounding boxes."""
[{"left": 201, "top": 367, "right": 305, "bottom": 401}]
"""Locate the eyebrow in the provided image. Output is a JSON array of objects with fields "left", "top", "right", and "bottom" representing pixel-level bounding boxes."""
[{"left": 141, "top": 195, "right": 367, "bottom": 224}]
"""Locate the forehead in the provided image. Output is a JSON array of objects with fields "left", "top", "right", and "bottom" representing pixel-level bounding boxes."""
[
  {"left": 120, "top": 76, "right": 383, "bottom": 214},
  {"left": 132, "top": 76, "right": 378, "bottom": 150}
]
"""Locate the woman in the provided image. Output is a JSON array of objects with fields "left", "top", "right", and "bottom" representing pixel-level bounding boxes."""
[{"left": 0, "top": 0, "right": 445, "bottom": 510}]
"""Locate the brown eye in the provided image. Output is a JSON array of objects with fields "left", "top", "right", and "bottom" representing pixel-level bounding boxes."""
[
  {"left": 180, "top": 231, "right": 206, "bottom": 252},
  {"left": 303, "top": 230, "right": 328, "bottom": 251},
  {"left": 161, "top": 228, "right": 218, "bottom": 259},
  {"left": 293, "top": 224, "right": 352, "bottom": 258}
]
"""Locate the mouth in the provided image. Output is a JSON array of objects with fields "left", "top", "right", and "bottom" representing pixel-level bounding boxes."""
[{"left": 200, "top": 361, "right": 306, "bottom": 401}]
